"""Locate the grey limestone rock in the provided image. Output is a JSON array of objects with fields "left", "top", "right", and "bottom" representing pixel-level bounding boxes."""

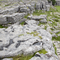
[
  {"left": 30, "top": 52, "right": 59, "bottom": 60},
  {"left": 2, "top": 58, "right": 13, "bottom": 60},
  {"left": 20, "top": 8, "right": 30, "bottom": 14},
  {"left": 28, "top": 15, "right": 47, "bottom": 20},
  {"left": 26, "top": 4, "right": 35, "bottom": 13},
  {"left": 6, "top": 13, "right": 26, "bottom": 24},
  {"left": 0, "top": 15, "right": 7, "bottom": 25},
  {"left": 0, "top": 13, "right": 26, "bottom": 25},
  {"left": 46, "top": 5, "right": 50, "bottom": 11},
  {"left": 40, "top": 19, "right": 47, "bottom": 23},
  {"left": 0, "top": 20, "right": 54, "bottom": 58},
  {"left": 35, "top": 3, "right": 40, "bottom": 10}
]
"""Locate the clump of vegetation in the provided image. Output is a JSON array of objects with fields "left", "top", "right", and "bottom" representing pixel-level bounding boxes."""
[
  {"left": 39, "top": 36, "right": 42, "bottom": 39},
  {"left": 12, "top": 55, "right": 33, "bottom": 60},
  {"left": 5, "top": 3, "right": 11, "bottom": 7},
  {"left": 27, "top": 31, "right": 43, "bottom": 39},
  {"left": 38, "top": 49, "right": 47, "bottom": 54},
  {"left": 44, "top": 26, "right": 47, "bottom": 30},
  {"left": 51, "top": 0, "right": 56, "bottom": 6},
  {"left": 32, "top": 10, "right": 44, "bottom": 16},
  {"left": 0, "top": 25, "right": 7, "bottom": 28},
  {"left": 52, "top": 31, "right": 60, "bottom": 41},
  {"left": 52, "top": 36, "right": 60, "bottom": 41},
  {"left": 0, "top": 25, "right": 4, "bottom": 28},
  {"left": 53, "top": 43, "right": 57, "bottom": 55},
  {"left": 38, "top": 22, "right": 41, "bottom": 26},
  {"left": 55, "top": 6, "right": 60, "bottom": 12},
  {"left": 48, "top": 0, "right": 56, "bottom": 6},
  {"left": 50, "top": 28, "right": 54, "bottom": 31},
  {"left": 54, "top": 19, "right": 59, "bottom": 22},
  {"left": 20, "top": 21, "right": 25, "bottom": 25},
  {"left": 56, "top": 31, "right": 60, "bottom": 35},
  {"left": 24, "top": 14, "right": 30, "bottom": 19}
]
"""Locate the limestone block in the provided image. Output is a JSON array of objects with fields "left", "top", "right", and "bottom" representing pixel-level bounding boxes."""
[{"left": 0, "top": 15, "right": 7, "bottom": 25}]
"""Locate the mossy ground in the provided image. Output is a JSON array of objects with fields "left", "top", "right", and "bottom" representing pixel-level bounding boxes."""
[
  {"left": 55, "top": 6, "right": 60, "bottom": 12},
  {"left": 31, "top": 6, "right": 60, "bottom": 41},
  {"left": 24, "top": 14, "right": 30, "bottom": 19},
  {"left": 27, "top": 31, "right": 42, "bottom": 39},
  {"left": 0, "top": 25, "right": 5, "bottom": 28},
  {"left": 0, "top": 25, "right": 7, "bottom": 28},
  {"left": 9, "top": 49, "right": 47, "bottom": 60},
  {"left": 52, "top": 36, "right": 60, "bottom": 41}
]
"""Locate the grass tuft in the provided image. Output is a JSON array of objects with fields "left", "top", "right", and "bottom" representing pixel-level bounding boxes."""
[{"left": 53, "top": 43, "right": 57, "bottom": 55}]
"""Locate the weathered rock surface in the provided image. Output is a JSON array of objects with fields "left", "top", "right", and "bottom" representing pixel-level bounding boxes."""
[
  {"left": 0, "top": 5, "right": 20, "bottom": 15},
  {"left": 0, "top": 13, "right": 26, "bottom": 24},
  {"left": 30, "top": 52, "right": 59, "bottom": 60},
  {"left": 2, "top": 58, "right": 13, "bottom": 60},
  {"left": 46, "top": 5, "right": 50, "bottom": 11},
  {"left": 0, "top": 20, "right": 58, "bottom": 60},
  {"left": 53, "top": 41, "right": 60, "bottom": 60},
  {"left": 0, "top": 0, "right": 59, "bottom": 60},
  {"left": 0, "top": 0, "right": 50, "bottom": 25},
  {"left": 0, "top": 15, "right": 7, "bottom": 24},
  {"left": 28, "top": 15, "right": 47, "bottom": 23}
]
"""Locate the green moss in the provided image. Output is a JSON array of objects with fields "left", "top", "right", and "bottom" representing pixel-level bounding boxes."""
[
  {"left": 54, "top": 19, "right": 59, "bottom": 22},
  {"left": 24, "top": 14, "right": 30, "bottom": 19},
  {"left": 5, "top": 4, "right": 10, "bottom": 7},
  {"left": 0, "top": 25, "right": 4, "bottom": 28},
  {"left": 0, "top": 25, "right": 7, "bottom": 28},
  {"left": 38, "top": 23, "right": 41, "bottom": 26},
  {"left": 19, "top": 34, "right": 24, "bottom": 37},
  {"left": 56, "top": 32, "right": 60, "bottom": 35},
  {"left": 52, "top": 36, "right": 60, "bottom": 41},
  {"left": 39, "top": 36, "right": 42, "bottom": 39},
  {"left": 27, "top": 31, "right": 39, "bottom": 37},
  {"left": 13, "top": 55, "right": 33, "bottom": 60},
  {"left": 20, "top": 22, "right": 25, "bottom": 25},
  {"left": 50, "top": 7, "right": 57, "bottom": 12},
  {"left": 32, "top": 10, "right": 44, "bottom": 16},
  {"left": 44, "top": 26, "right": 47, "bottom": 30},
  {"left": 55, "top": 6, "right": 60, "bottom": 12},
  {"left": 53, "top": 43, "right": 57, "bottom": 55},
  {"left": 38, "top": 49, "right": 47, "bottom": 54},
  {"left": 49, "top": 21, "right": 57, "bottom": 27}
]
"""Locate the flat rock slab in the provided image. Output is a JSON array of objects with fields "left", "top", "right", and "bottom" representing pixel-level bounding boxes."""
[
  {"left": 0, "top": 15, "right": 7, "bottom": 24},
  {"left": 2, "top": 58, "right": 13, "bottom": 60},
  {"left": 0, "top": 20, "right": 53, "bottom": 58},
  {"left": 20, "top": 8, "right": 30, "bottom": 14},
  {"left": 0, "top": 13, "right": 26, "bottom": 24},
  {"left": 30, "top": 52, "right": 59, "bottom": 60},
  {"left": 28, "top": 15, "right": 47, "bottom": 20},
  {"left": 0, "top": 5, "right": 20, "bottom": 14},
  {"left": 6, "top": 13, "right": 26, "bottom": 23}
]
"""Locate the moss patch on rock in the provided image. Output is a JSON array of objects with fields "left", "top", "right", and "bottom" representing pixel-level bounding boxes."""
[
  {"left": 53, "top": 43, "right": 57, "bottom": 55},
  {"left": 11, "top": 49, "right": 47, "bottom": 60},
  {"left": 38, "top": 49, "right": 47, "bottom": 54}
]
